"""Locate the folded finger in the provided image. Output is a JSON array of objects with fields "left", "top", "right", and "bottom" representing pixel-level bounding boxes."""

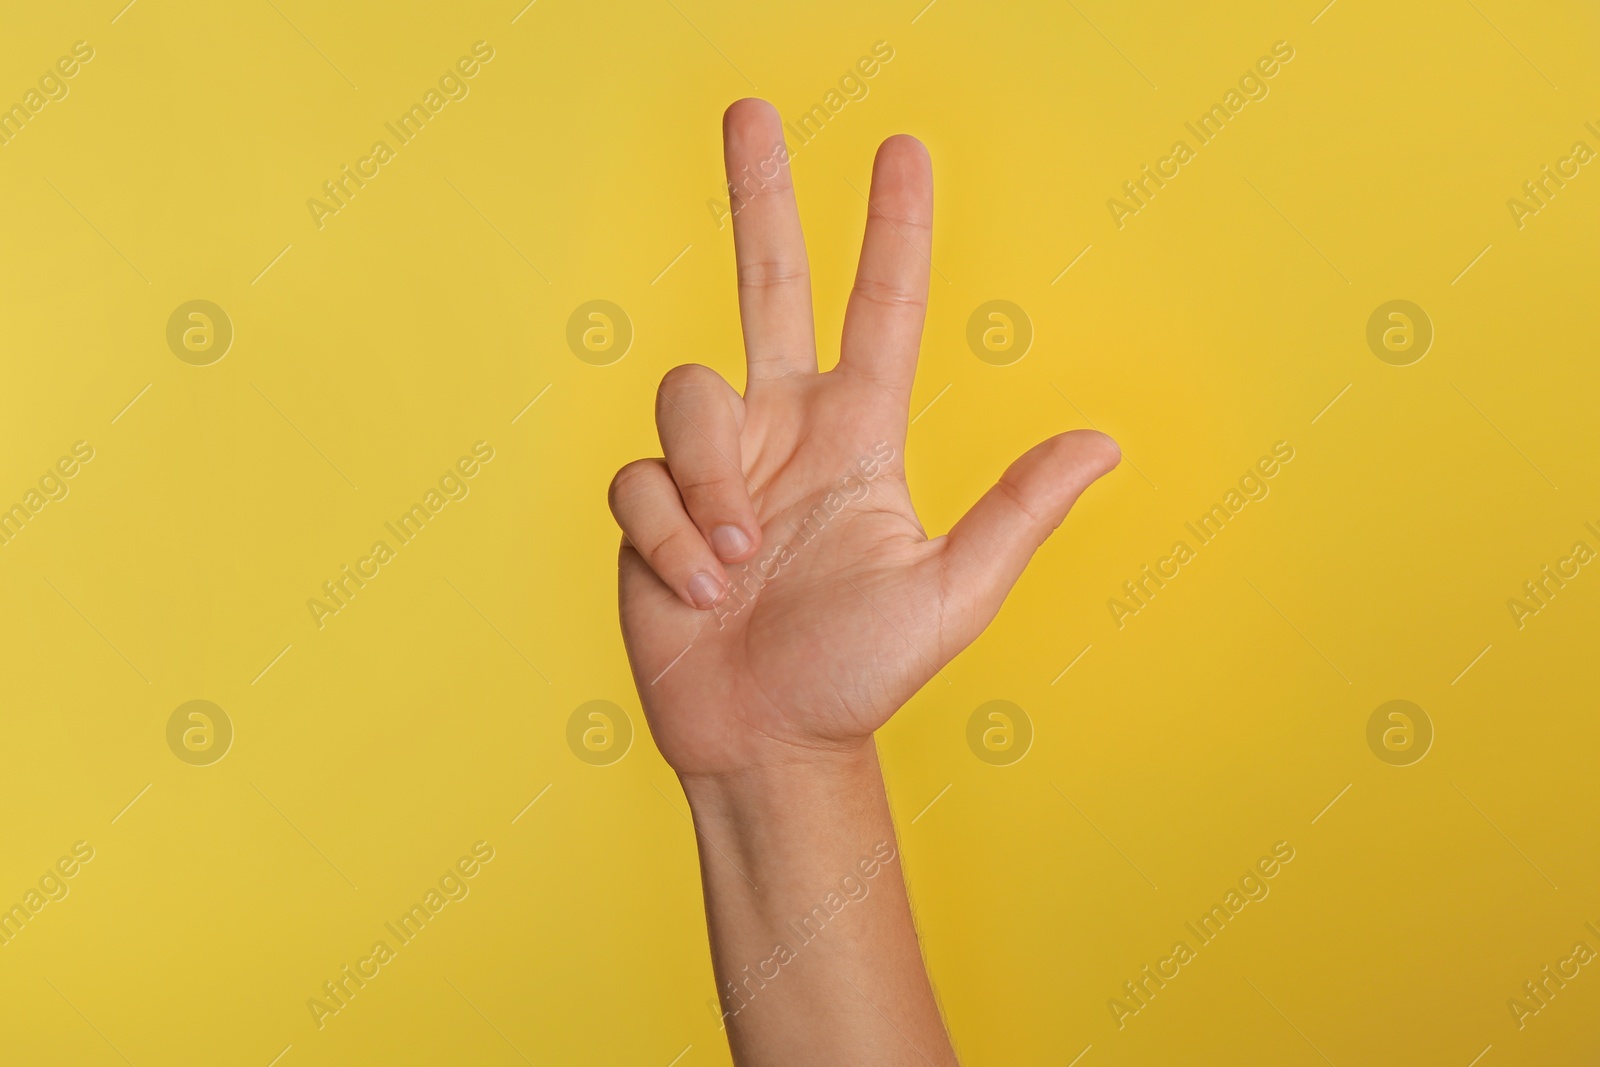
[
  {"left": 656, "top": 364, "right": 761, "bottom": 563},
  {"left": 608, "top": 458, "right": 729, "bottom": 610}
]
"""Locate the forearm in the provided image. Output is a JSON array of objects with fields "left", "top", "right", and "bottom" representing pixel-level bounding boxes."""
[{"left": 682, "top": 741, "right": 958, "bottom": 1066}]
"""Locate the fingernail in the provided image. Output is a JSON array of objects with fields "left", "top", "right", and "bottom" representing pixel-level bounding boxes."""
[
  {"left": 710, "top": 524, "right": 752, "bottom": 560},
  {"left": 687, "top": 572, "right": 725, "bottom": 609}
]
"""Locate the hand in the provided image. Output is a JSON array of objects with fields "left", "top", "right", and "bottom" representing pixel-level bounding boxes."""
[{"left": 610, "top": 99, "right": 1119, "bottom": 781}]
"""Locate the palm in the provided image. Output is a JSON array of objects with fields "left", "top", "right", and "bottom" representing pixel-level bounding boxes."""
[
  {"left": 612, "top": 102, "right": 1119, "bottom": 778},
  {"left": 622, "top": 375, "right": 943, "bottom": 774}
]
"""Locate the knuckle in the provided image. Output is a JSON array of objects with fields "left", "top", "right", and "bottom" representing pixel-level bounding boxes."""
[
  {"left": 658, "top": 362, "right": 715, "bottom": 395},
  {"left": 869, "top": 205, "right": 932, "bottom": 233},
  {"left": 736, "top": 259, "right": 809, "bottom": 291},
  {"left": 643, "top": 523, "right": 698, "bottom": 567},
  {"left": 656, "top": 364, "right": 725, "bottom": 420},
  {"left": 730, "top": 175, "right": 795, "bottom": 208},
  {"left": 607, "top": 459, "right": 659, "bottom": 513},
  {"left": 674, "top": 470, "right": 738, "bottom": 508},
  {"left": 994, "top": 475, "right": 1048, "bottom": 527},
  {"left": 658, "top": 367, "right": 719, "bottom": 412},
  {"left": 656, "top": 365, "right": 744, "bottom": 436},
  {"left": 850, "top": 276, "right": 927, "bottom": 312}
]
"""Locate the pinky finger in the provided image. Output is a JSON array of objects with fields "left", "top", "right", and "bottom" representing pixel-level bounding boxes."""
[{"left": 608, "top": 458, "right": 730, "bottom": 610}]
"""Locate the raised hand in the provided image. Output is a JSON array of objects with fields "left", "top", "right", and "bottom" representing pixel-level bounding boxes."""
[
  {"left": 609, "top": 99, "right": 1119, "bottom": 780},
  {"left": 607, "top": 98, "right": 1121, "bottom": 1066}
]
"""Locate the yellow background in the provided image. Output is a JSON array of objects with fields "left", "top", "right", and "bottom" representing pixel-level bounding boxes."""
[{"left": 2, "top": 0, "right": 1597, "bottom": 1063}]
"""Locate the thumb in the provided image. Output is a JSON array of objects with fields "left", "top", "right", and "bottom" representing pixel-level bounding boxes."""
[{"left": 939, "top": 429, "right": 1120, "bottom": 630}]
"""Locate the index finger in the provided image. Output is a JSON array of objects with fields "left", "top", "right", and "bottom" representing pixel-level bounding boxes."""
[{"left": 723, "top": 98, "right": 817, "bottom": 384}]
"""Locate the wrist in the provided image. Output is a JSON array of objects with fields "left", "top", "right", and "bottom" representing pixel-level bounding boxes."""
[
  {"left": 679, "top": 738, "right": 881, "bottom": 826},
  {"left": 678, "top": 741, "right": 895, "bottom": 897}
]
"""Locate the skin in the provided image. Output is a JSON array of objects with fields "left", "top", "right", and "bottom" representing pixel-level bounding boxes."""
[{"left": 610, "top": 98, "right": 1120, "bottom": 1065}]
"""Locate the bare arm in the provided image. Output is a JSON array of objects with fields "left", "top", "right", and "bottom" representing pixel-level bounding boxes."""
[{"left": 687, "top": 746, "right": 956, "bottom": 1065}]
